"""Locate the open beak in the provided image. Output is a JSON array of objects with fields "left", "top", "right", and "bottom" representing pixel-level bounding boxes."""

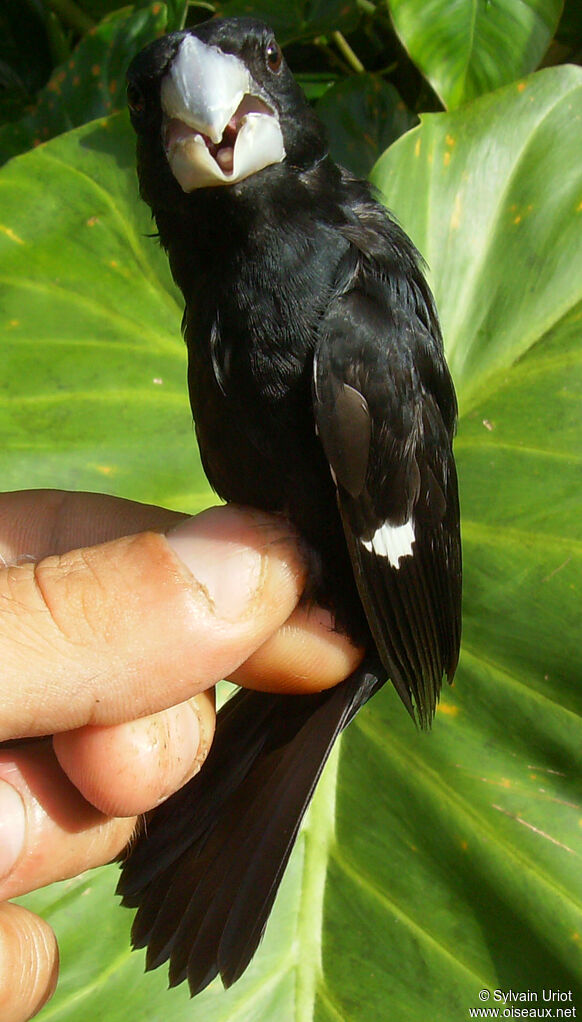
[{"left": 161, "top": 33, "right": 286, "bottom": 191}]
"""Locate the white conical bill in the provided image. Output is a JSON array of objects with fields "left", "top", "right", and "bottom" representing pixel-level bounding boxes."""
[
  {"left": 161, "top": 34, "right": 286, "bottom": 190},
  {"left": 161, "top": 34, "right": 251, "bottom": 144}
]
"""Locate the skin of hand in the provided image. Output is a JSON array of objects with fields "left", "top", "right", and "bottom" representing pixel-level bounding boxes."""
[{"left": 0, "top": 489, "right": 362, "bottom": 1022}]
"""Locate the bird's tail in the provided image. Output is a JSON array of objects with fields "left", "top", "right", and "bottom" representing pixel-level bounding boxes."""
[{"left": 117, "top": 657, "right": 382, "bottom": 995}]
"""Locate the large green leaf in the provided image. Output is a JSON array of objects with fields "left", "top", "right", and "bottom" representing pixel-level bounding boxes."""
[
  {"left": 1, "top": 65, "right": 581, "bottom": 1021},
  {"left": 0, "top": 113, "right": 208, "bottom": 512},
  {"left": 372, "top": 67, "right": 582, "bottom": 414},
  {"left": 388, "top": 0, "right": 563, "bottom": 108}
]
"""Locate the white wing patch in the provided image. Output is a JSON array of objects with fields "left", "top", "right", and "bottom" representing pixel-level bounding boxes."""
[{"left": 361, "top": 518, "right": 416, "bottom": 569}]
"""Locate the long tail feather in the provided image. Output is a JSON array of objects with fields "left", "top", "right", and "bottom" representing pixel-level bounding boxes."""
[{"left": 117, "top": 658, "right": 382, "bottom": 994}]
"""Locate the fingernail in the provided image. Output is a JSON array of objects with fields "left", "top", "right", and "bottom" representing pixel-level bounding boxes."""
[
  {"left": 166, "top": 510, "right": 268, "bottom": 622},
  {"left": 0, "top": 780, "right": 25, "bottom": 879},
  {"left": 153, "top": 703, "right": 203, "bottom": 807},
  {"left": 166, "top": 701, "right": 201, "bottom": 786}
]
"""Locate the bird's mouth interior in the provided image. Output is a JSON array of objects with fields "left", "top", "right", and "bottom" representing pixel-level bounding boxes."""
[{"left": 164, "top": 94, "right": 274, "bottom": 177}]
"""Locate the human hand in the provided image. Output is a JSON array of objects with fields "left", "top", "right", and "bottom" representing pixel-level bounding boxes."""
[{"left": 0, "top": 489, "right": 361, "bottom": 1021}]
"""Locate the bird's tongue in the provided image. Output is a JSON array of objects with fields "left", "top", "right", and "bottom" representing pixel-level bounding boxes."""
[{"left": 208, "top": 120, "right": 237, "bottom": 173}]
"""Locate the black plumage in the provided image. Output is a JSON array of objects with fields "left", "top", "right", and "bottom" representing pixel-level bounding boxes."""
[{"left": 119, "top": 17, "right": 461, "bottom": 995}]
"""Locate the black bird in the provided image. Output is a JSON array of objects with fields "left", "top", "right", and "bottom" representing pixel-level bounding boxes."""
[{"left": 119, "top": 17, "right": 461, "bottom": 996}]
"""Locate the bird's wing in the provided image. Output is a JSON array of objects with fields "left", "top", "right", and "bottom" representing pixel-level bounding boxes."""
[{"left": 313, "top": 284, "right": 461, "bottom": 727}]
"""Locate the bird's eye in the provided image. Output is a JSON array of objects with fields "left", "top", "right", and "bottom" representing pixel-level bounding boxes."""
[
  {"left": 127, "top": 82, "right": 146, "bottom": 115},
  {"left": 265, "top": 39, "right": 283, "bottom": 73}
]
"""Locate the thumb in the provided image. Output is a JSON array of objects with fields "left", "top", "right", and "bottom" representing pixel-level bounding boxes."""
[{"left": 0, "top": 505, "right": 305, "bottom": 741}]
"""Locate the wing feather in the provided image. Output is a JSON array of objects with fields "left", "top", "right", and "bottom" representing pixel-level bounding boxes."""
[{"left": 313, "top": 288, "right": 461, "bottom": 726}]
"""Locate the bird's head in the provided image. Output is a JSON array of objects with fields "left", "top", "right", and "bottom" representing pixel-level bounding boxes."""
[{"left": 126, "top": 17, "right": 327, "bottom": 204}]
